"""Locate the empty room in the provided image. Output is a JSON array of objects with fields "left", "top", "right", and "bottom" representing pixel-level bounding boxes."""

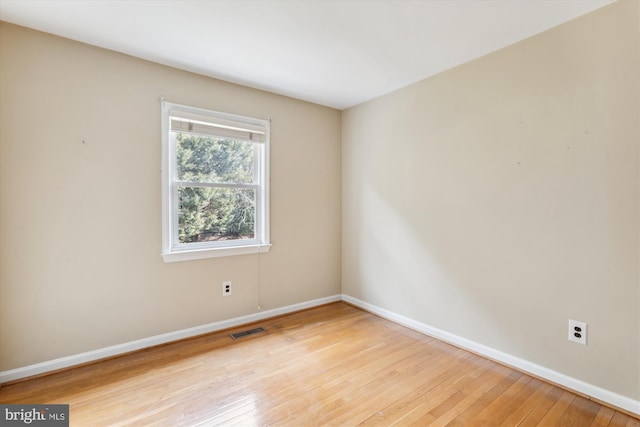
[{"left": 0, "top": 0, "right": 638, "bottom": 425}]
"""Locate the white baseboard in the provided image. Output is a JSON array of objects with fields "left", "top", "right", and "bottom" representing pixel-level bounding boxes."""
[
  {"left": 0, "top": 294, "right": 342, "bottom": 384},
  {"left": 341, "top": 294, "right": 640, "bottom": 416}
]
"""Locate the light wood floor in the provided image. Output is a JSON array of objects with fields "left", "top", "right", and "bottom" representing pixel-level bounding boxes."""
[{"left": 1, "top": 303, "right": 638, "bottom": 426}]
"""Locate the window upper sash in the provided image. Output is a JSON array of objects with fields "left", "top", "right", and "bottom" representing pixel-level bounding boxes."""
[{"left": 169, "top": 109, "right": 267, "bottom": 143}]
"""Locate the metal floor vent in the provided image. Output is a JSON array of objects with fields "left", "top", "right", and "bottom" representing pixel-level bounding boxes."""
[{"left": 229, "top": 327, "right": 267, "bottom": 340}]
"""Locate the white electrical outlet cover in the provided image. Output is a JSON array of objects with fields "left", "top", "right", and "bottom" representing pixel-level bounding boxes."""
[
  {"left": 222, "top": 281, "right": 232, "bottom": 296},
  {"left": 568, "top": 319, "right": 587, "bottom": 345}
]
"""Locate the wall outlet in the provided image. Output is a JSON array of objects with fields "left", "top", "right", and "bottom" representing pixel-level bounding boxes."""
[
  {"left": 222, "top": 281, "right": 232, "bottom": 296},
  {"left": 568, "top": 319, "right": 587, "bottom": 345}
]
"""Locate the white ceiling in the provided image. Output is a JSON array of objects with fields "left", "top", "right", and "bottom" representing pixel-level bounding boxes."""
[{"left": 0, "top": 0, "right": 616, "bottom": 110}]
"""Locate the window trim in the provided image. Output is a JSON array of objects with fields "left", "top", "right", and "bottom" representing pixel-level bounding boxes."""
[{"left": 161, "top": 101, "right": 271, "bottom": 262}]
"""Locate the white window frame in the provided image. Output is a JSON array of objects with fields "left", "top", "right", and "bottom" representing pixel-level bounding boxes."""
[{"left": 161, "top": 102, "right": 271, "bottom": 262}]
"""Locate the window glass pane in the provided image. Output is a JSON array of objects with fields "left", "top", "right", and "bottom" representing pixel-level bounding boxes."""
[
  {"left": 178, "top": 187, "right": 256, "bottom": 243},
  {"left": 176, "top": 133, "right": 254, "bottom": 184}
]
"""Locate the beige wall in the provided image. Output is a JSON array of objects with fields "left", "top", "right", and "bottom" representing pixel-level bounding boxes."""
[
  {"left": 342, "top": 1, "right": 639, "bottom": 400},
  {"left": 0, "top": 23, "right": 341, "bottom": 370}
]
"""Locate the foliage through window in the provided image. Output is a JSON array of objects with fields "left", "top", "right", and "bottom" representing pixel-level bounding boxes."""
[{"left": 161, "top": 102, "right": 270, "bottom": 262}]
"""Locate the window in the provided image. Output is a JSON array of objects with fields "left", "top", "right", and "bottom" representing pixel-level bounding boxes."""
[{"left": 161, "top": 102, "right": 270, "bottom": 262}]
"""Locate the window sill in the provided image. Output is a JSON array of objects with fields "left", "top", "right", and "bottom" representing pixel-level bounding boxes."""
[{"left": 162, "top": 243, "right": 271, "bottom": 263}]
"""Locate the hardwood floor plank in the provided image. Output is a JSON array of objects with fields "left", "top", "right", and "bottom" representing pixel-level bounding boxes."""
[
  {"left": 515, "top": 383, "right": 566, "bottom": 427},
  {"left": 262, "top": 338, "right": 434, "bottom": 424},
  {"left": 388, "top": 361, "right": 511, "bottom": 426},
  {"left": 624, "top": 414, "right": 640, "bottom": 427},
  {"left": 610, "top": 411, "right": 636, "bottom": 427},
  {"left": 0, "top": 302, "right": 637, "bottom": 426},
  {"left": 497, "top": 380, "right": 555, "bottom": 426},
  {"left": 444, "top": 370, "right": 523, "bottom": 426},
  {"left": 562, "top": 395, "right": 601, "bottom": 427},
  {"left": 461, "top": 374, "right": 536, "bottom": 426},
  {"left": 358, "top": 352, "right": 485, "bottom": 426},
  {"left": 588, "top": 406, "right": 615, "bottom": 426}
]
